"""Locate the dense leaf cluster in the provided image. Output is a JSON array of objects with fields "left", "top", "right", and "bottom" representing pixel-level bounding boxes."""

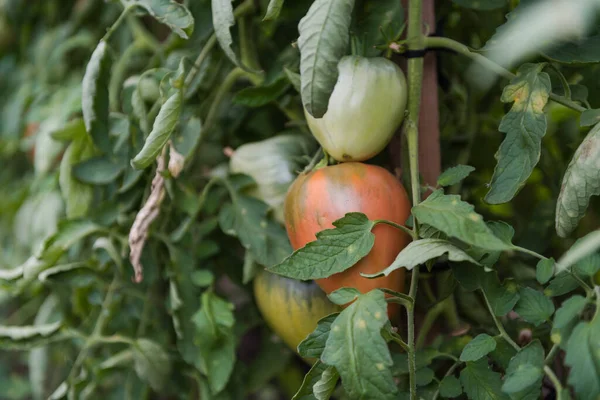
[{"left": 1, "top": 0, "right": 600, "bottom": 399}]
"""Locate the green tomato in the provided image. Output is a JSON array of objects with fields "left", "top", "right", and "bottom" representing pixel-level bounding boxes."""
[
  {"left": 304, "top": 56, "right": 407, "bottom": 162},
  {"left": 229, "top": 133, "right": 317, "bottom": 223}
]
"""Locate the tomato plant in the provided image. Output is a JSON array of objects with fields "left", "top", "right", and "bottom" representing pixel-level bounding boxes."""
[{"left": 2, "top": 0, "right": 600, "bottom": 399}]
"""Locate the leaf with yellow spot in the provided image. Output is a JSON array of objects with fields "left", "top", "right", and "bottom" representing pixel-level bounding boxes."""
[
  {"left": 485, "top": 63, "right": 551, "bottom": 204},
  {"left": 328, "top": 287, "right": 361, "bottom": 305},
  {"left": 551, "top": 295, "right": 587, "bottom": 350},
  {"left": 321, "top": 290, "right": 397, "bottom": 400},
  {"left": 412, "top": 190, "right": 511, "bottom": 251},
  {"left": 298, "top": 313, "right": 339, "bottom": 359}
]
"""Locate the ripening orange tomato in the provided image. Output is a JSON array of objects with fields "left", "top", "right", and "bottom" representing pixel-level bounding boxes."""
[{"left": 284, "top": 162, "right": 411, "bottom": 318}]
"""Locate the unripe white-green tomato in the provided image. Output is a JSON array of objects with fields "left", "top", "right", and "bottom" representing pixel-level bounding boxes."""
[{"left": 304, "top": 56, "right": 407, "bottom": 162}]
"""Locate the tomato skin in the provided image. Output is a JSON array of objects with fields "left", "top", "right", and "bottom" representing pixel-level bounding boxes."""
[
  {"left": 253, "top": 269, "right": 340, "bottom": 355},
  {"left": 304, "top": 56, "right": 407, "bottom": 162},
  {"left": 284, "top": 162, "right": 411, "bottom": 315}
]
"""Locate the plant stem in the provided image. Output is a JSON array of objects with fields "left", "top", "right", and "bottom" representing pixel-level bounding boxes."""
[
  {"left": 103, "top": 5, "right": 132, "bottom": 42},
  {"left": 544, "top": 366, "right": 564, "bottom": 400},
  {"left": 483, "top": 290, "right": 564, "bottom": 397},
  {"left": 482, "top": 290, "right": 520, "bottom": 351},
  {"left": 405, "top": 0, "right": 425, "bottom": 397},
  {"left": 183, "top": 0, "right": 255, "bottom": 94},
  {"left": 415, "top": 300, "right": 446, "bottom": 348},
  {"left": 513, "top": 245, "right": 547, "bottom": 260},
  {"left": 184, "top": 34, "right": 217, "bottom": 92},
  {"left": 203, "top": 68, "right": 247, "bottom": 134},
  {"left": 513, "top": 245, "right": 593, "bottom": 294},
  {"left": 67, "top": 275, "right": 120, "bottom": 385},
  {"left": 374, "top": 219, "right": 417, "bottom": 239},
  {"left": 422, "top": 36, "right": 586, "bottom": 114},
  {"left": 545, "top": 343, "right": 560, "bottom": 365},
  {"left": 548, "top": 63, "right": 571, "bottom": 100},
  {"left": 390, "top": 333, "right": 410, "bottom": 352},
  {"left": 431, "top": 360, "right": 462, "bottom": 400},
  {"left": 302, "top": 147, "right": 324, "bottom": 173}
]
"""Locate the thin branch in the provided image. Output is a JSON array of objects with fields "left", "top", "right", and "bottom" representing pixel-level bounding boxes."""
[{"left": 422, "top": 36, "right": 586, "bottom": 114}]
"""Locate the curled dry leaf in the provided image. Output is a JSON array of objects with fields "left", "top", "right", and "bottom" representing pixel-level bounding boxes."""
[{"left": 129, "top": 150, "right": 167, "bottom": 282}]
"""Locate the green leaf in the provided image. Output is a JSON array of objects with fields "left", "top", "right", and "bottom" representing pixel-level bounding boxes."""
[
  {"left": 416, "top": 367, "right": 435, "bottom": 386},
  {"left": 212, "top": 0, "right": 250, "bottom": 70},
  {"left": 483, "top": 277, "right": 520, "bottom": 317},
  {"left": 0, "top": 322, "right": 67, "bottom": 350},
  {"left": 284, "top": 68, "right": 301, "bottom": 93},
  {"left": 551, "top": 295, "right": 587, "bottom": 349},
  {"left": 460, "top": 334, "right": 497, "bottom": 362},
  {"left": 298, "top": 0, "right": 355, "bottom": 118},
  {"left": 364, "top": 238, "right": 480, "bottom": 278},
  {"left": 556, "top": 230, "right": 600, "bottom": 274},
  {"left": 219, "top": 194, "right": 292, "bottom": 267},
  {"left": 172, "top": 117, "right": 202, "bottom": 160},
  {"left": 132, "top": 84, "right": 150, "bottom": 135},
  {"left": 564, "top": 318, "right": 600, "bottom": 400},
  {"left": 232, "top": 77, "right": 290, "bottom": 107},
  {"left": 267, "top": 213, "right": 375, "bottom": 280},
  {"left": 192, "top": 291, "right": 236, "bottom": 394},
  {"left": 40, "top": 220, "right": 102, "bottom": 261},
  {"left": 575, "top": 251, "right": 600, "bottom": 277},
  {"left": 502, "top": 340, "right": 544, "bottom": 395},
  {"left": 544, "top": 273, "right": 580, "bottom": 297},
  {"left": 133, "top": 338, "right": 171, "bottom": 391},
  {"left": 328, "top": 288, "right": 360, "bottom": 305},
  {"left": 544, "top": 35, "right": 600, "bottom": 64},
  {"left": 190, "top": 270, "right": 214, "bottom": 288},
  {"left": 131, "top": 91, "right": 182, "bottom": 169},
  {"left": 514, "top": 287, "right": 554, "bottom": 327},
  {"left": 293, "top": 361, "right": 328, "bottom": 400},
  {"left": 59, "top": 136, "right": 95, "bottom": 218},
  {"left": 321, "top": 290, "right": 397, "bottom": 400},
  {"left": 439, "top": 375, "right": 462, "bottom": 398},
  {"left": 298, "top": 313, "right": 338, "bottom": 359},
  {"left": 51, "top": 118, "right": 86, "bottom": 141},
  {"left": 136, "top": 0, "right": 194, "bottom": 39},
  {"left": 485, "top": 63, "right": 551, "bottom": 204},
  {"left": 73, "top": 156, "right": 125, "bottom": 185},
  {"left": 535, "top": 258, "right": 554, "bottom": 285},
  {"left": 451, "top": 0, "right": 507, "bottom": 10},
  {"left": 580, "top": 109, "right": 600, "bottom": 127},
  {"left": 437, "top": 165, "right": 476, "bottom": 187},
  {"left": 82, "top": 40, "right": 112, "bottom": 154},
  {"left": 555, "top": 124, "right": 600, "bottom": 237},
  {"left": 460, "top": 359, "right": 510, "bottom": 400},
  {"left": 351, "top": 0, "right": 404, "bottom": 57},
  {"left": 412, "top": 190, "right": 510, "bottom": 251},
  {"left": 263, "top": 0, "right": 285, "bottom": 21},
  {"left": 313, "top": 366, "right": 339, "bottom": 400}
]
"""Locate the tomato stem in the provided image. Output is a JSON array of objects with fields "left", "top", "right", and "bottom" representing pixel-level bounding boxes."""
[
  {"left": 422, "top": 36, "right": 586, "bottom": 114},
  {"left": 482, "top": 289, "right": 565, "bottom": 397},
  {"left": 374, "top": 219, "right": 416, "bottom": 239},
  {"left": 405, "top": 0, "right": 426, "bottom": 396}
]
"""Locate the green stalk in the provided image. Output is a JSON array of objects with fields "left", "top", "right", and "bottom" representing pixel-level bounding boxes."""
[
  {"left": 423, "top": 36, "right": 586, "bottom": 114},
  {"left": 483, "top": 290, "right": 564, "bottom": 398},
  {"left": 405, "top": 0, "right": 426, "bottom": 398}
]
